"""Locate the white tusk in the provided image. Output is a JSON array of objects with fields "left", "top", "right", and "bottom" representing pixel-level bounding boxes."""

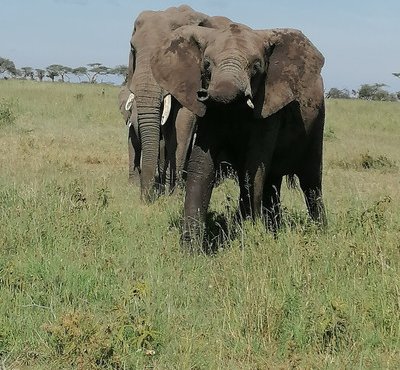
[
  {"left": 127, "top": 120, "right": 132, "bottom": 128},
  {"left": 125, "top": 93, "right": 135, "bottom": 111},
  {"left": 247, "top": 98, "right": 254, "bottom": 109},
  {"left": 161, "top": 94, "right": 172, "bottom": 125}
]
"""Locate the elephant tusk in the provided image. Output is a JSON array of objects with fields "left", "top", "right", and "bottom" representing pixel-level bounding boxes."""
[
  {"left": 161, "top": 94, "right": 172, "bottom": 126},
  {"left": 247, "top": 98, "right": 254, "bottom": 109},
  {"left": 125, "top": 93, "right": 135, "bottom": 111}
]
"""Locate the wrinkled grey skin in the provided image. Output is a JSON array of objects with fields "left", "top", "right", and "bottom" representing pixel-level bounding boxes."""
[
  {"left": 125, "top": 5, "right": 231, "bottom": 200},
  {"left": 151, "top": 23, "right": 327, "bottom": 249}
]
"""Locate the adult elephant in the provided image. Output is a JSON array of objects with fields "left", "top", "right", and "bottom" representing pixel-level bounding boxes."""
[
  {"left": 151, "top": 23, "right": 327, "bottom": 248},
  {"left": 118, "top": 87, "right": 140, "bottom": 182},
  {"left": 125, "top": 5, "right": 231, "bottom": 200}
]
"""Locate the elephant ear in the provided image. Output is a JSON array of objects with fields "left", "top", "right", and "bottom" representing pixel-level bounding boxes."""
[
  {"left": 258, "top": 29, "right": 324, "bottom": 119},
  {"left": 126, "top": 45, "right": 135, "bottom": 90},
  {"left": 151, "top": 26, "right": 211, "bottom": 117}
]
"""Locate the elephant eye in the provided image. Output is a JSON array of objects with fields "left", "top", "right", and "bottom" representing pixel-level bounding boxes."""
[
  {"left": 251, "top": 60, "right": 262, "bottom": 76},
  {"left": 203, "top": 58, "right": 212, "bottom": 80},
  {"left": 203, "top": 58, "right": 211, "bottom": 71}
]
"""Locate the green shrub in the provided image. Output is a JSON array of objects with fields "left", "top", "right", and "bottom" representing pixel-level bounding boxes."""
[{"left": 0, "top": 98, "right": 17, "bottom": 126}]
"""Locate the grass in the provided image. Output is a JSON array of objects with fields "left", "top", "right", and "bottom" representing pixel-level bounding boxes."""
[{"left": 1, "top": 80, "right": 399, "bottom": 369}]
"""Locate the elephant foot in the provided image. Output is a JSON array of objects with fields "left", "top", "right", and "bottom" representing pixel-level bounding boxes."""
[
  {"left": 181, "top": 222, "right": 205, "bottom": 254},
  {"left": 128, "top": 171, "right": 140, "bottom": 186}
]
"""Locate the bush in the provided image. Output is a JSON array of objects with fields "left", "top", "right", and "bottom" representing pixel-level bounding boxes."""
[
  {"left": 358, "top": 84, "right": 398, "bottom": 102},
  {"left": 0, "top": 98, "right": 17, "bottom": 126},
  {"left": 326, "top": 88, "right": 351, "bottom": 99}
]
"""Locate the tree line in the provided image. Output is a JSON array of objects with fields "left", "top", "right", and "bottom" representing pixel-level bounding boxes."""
[
  {"left": 326, "top": 74, "right": 400, "bottom": 102},
  {"left": 0, "top": 57, "right": 127, "bottom": 84},
  {"left": 2, "top": 56, "right": 399, "bottom": 99}
]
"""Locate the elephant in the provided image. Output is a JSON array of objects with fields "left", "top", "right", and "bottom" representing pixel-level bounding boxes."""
[
  {"left": 151, "top": 22, "right": 327, "bottom": 248},
  {"left": 118, "top": 87, "right": 140, "bottom": 182},
  {"left": 124, "top": 5, "right": 232, "bottom": 200}
]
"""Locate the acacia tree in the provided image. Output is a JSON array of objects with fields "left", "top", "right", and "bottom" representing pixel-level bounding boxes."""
[
  {"left": 35, "top": 69, "right": 46, "bottom": 82},
  {"left": 86, "top": 63, "right": 110, "bottom": 83},
  {"left": 358, "top": 83, "right": 397, "bottom": 101},
  {"left": 46, "top": 65, "right": 59, "bottom": 82},
  {"left": 46, "top": 64, "right": 72, "bottom": 82},
  {"left": 71, "top": 63, "right": 109, "bottom": 83},
  {"left": 0, "top": 57, "right": 17, "bottom": 78},
  {"left": 111, "top": 64, "right": 128, "bottom": 84},
  {"left": 325, "top": 88, "right": 350, "bottom": 99},
  {"left": 72, "top": 67, "right": 87, "bottom": 82},
  {"left": 21, "top": 67, "right": 34, "bottom": 80}
]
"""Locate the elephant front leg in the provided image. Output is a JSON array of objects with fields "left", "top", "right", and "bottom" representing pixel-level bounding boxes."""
[
  {"left": 238, "top": 164, "right": 266, "bottom": 221},
  {"left": 262, "top": 175, "right": 283, "bottom": 232},
  {"left": 183, "top": 144, "right": 215, "bottom": 252},
  {"left": 175, "top": 107, "right": 196, "bottom": 187}
]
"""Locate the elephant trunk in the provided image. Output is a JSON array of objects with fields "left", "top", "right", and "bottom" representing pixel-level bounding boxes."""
[
  {"left": 135, "top": 89, "right": 162, "bottom": 201},
  {"left": 204, "top": 58, "right": 254, "bottom": 107}
]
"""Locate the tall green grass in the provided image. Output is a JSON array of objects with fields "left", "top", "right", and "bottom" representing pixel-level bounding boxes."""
[{"left": 1, "top": 80, "right": 399, "bottom": 369}]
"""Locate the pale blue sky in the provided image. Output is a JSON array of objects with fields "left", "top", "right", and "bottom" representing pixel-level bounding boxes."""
[{"left": 1, "top": 0, "right": 399, "bottom": 91}]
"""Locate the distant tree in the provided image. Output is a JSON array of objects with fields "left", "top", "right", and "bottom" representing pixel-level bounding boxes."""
[
  {"left": 72, "top": 67, "right": 87, "bottom": 82},
  {"left": 111, "top": 64, "right": 128, "bottom": 84},
  {"left": 21, "top": 67, "right": 34, "bottom": 80},
  {"left": 0, "top": 57, "right": 17, "bottom": 78},
  {"left": 393, "top": 73, "right": 400, "bottom": 79},
  {"left": 35, "top": 69, "right": 46, "bottom": 82},
  {"left": 46, "top": 65, "right": 60, "bottom": 82},
  {"left": 326, "top": 88, "right": 351, "bottom": 99},
  {"left": 86, "top": 63, "right": 110, "bottom": 83},
  {"left": 358, "top": 83, "right": 397, "bottom": 102},
  {"left": 71, "top": 63, "right": 110, "bottom": 83},
  {"left": 46, "top": 64, "right": 72, "bottom": 82}
]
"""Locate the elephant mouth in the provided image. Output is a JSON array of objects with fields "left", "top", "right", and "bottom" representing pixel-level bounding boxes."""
[{"left": 197, "top": 88, "right": 254, "bottom": 111}]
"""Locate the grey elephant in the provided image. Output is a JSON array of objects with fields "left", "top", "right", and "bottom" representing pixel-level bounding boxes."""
[
  {"left": 124, "top": 5, "right": 231, "bottom": 200},
  {"left": 151, "top": 23, "right": 327, "bottom": 248},
  {"left": 118, "top": 87, "right": 140, "bottom": 181}
]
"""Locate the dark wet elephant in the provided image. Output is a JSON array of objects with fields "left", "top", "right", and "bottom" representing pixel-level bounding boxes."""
[{"left": 151, "top": 23, "right": 327, "bottom": 248}]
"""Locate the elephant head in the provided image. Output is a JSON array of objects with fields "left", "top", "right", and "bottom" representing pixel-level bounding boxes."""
[
  {"left": 150, "top": 23, "right": 325, "bottom": 122},
  {"left": 125, "top": 6, "right": 230, "bottom": 201}
]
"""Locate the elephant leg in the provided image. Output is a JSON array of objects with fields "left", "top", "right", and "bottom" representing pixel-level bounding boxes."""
[
  {"left": 161, "top": 115, "right": 177, "bottom": 194},
  {"left": 183, "top": 143, "right": 216, "bottom": 251},
  {"left": 157, "top": 137, "right": 166, "bottom": 193},
  {"left": 239, "top": 119, "right": 280, "bottom": 221},
  {"left": 238, "top": 164, "right": 266, "bottom": 221},
  {"left": 128, "top": 125, "right": 141, "bottom": 184},
  {"left": 297, "top": 137, "right": 327, "bottom": 227},
  {"left": 262, "top": 175, "right": 283, "bottom": 232},
  {"left": 298, "top": 170, "right": 326, "bottom": 227},
  {"left": 174, "top": 107, "right": 196, "bottom": 186}
]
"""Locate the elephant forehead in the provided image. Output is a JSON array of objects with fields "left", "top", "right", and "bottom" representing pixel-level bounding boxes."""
[{"left": 212, "top": 28, "right": 263, "bottom": 55}]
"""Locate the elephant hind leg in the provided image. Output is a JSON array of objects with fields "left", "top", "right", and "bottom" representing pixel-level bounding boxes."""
[
  {"left": 297, "top": 168, "right": 327, "bottom": 227},
  {"left": 262, "top": 175, "right": 283, "bottom": 232},
  {"left": 128, "top": 125, "right": 141, "bottom": 184}
]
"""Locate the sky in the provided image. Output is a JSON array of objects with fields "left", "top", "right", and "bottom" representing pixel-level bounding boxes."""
[{"left": 1, "top": 0, "right": 400, "bottom": 92}]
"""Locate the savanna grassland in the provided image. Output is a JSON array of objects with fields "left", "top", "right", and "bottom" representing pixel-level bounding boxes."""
[{"left": 0, "top": 80, "right": 399, "bottom": 369}]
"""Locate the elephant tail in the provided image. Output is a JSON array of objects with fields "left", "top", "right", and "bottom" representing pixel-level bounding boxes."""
[{"left": 286, "top": 174, "right": 298, "bottom": 189}]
